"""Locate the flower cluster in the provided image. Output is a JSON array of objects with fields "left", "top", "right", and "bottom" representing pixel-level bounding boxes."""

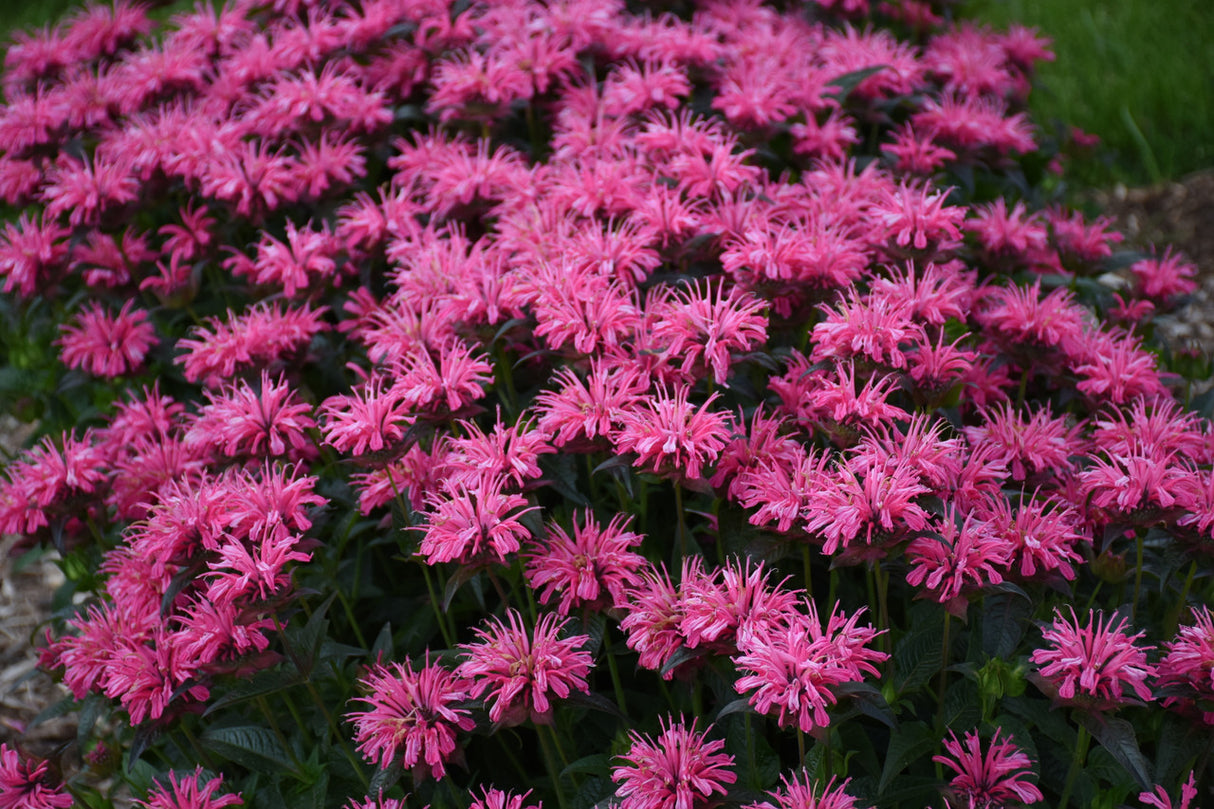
[{"left": 0, "top": 0, "right": 1210, "bottom": 808}]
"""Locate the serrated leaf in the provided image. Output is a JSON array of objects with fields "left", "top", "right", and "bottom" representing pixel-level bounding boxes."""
[
  {"left": 442, "top": 564, "right": 483, "bottom": 613},
  {"left": 205, "top": 668, "right": 306, "bottom": 716},
  {"left": 1075, "top": 712, "right": 1153, "bottom": 791},
  {"left": 565, "top": 690, "right": 627, "bottom": 719},
  {"left": 825, "top": 66, "right": 888, "bottom": 102},
  {"left": 369, "top": 758, "right": 403, "bottom": 795},
  {"left": 201, "top": 725, "right": 300, "bottom": 776},
  {"left": 371, "top": 622, "right": 394, "bottom": 662},
  {"left": 830, "top": 680, "right": 895, "bottom": 728},
  {"left": 77, "top": 694, "right": 105, "bottom": 748},
  {"left": 879, "top": 721, "right": 934, "bottom": 794},
  {"left": 562, "top": 754, "right": 610, "bottom": 779},
  {"left": 287, "top": 592, "right": 338, "bottom": 677},
  {"left": 982, "top": 591, "right": 1031, "bottom": 658},
  {"left": 893, "top": 613, "right": 943, "bottom": 693},
  {"left": 660, "top": 646, "right": 704, "bottom": 677},
  {"left": 716, "top": 697, "right": 754, "bottom": 721},
  {"left": 127, "top": 724, "right": 161, "bottom": 769}
]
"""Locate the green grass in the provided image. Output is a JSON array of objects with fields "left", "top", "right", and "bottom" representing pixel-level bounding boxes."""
[
  {"left": 0, "top": 0, "right": 90, "bottom": 34},
  {"left": 966, "top": 0, "right": 1214, "bottom": 187}
]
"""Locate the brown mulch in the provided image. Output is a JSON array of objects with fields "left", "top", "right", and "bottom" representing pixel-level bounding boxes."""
[{"left": 1091, "top": 169, "right": 1214, "bottom": 354}]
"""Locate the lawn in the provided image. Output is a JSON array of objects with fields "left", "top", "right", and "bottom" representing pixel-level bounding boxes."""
[{"left": 965, "top": 0, "right": 1214, "bottom": 186}]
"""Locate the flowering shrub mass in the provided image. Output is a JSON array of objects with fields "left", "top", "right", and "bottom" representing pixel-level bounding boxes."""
[{"left": 0, "top": 1, "right": 1211, "bottom": 808}]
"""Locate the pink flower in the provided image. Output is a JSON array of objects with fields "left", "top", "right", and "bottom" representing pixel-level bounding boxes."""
[
  {"left": 137, "top": 768, "right": 241, "bottom": 809},
  {"left": 176, "top": 302, "right": 328, "bottom": 387},
  {"left": 648, "top": 280, "right": 768, "bottom": 386},
  {"left": 612, "top": 717, "right": 736, "bottom": 809},
  {"left": 1030, "top": 608, "right": 1157, "bottom": 709},
  {"left": 733, "top": 600, "right": 886, "bottom": 733},
  {"left": 619, "top": 562, "right": 686, "bottom": 678},
  {"left": 933, "top": 728, "right": 1043, "bottom": 809},
  {"left": 457, "top": 610, "right": 593, "bottom": 726},
  {"left": 468, "top": 787, "right": 543, "bottom": 809},
  {"left": 905, "top": 506, "right": 1013, "bottom": 614},
  {"left": 745, "top": 773, "right": 858, "bottom": 809},
  {"left": 348, "top": 654, "right": 476, "bottom": 781},
  {"left": 525, "top": 511, "right": 646, "bottom": 615},
  {"left": 417, "top": 474, "right": 537, "bottom": 566},
  {"left": 1140, "top": 772, "right": 1198, "bottom": 809},
  {"left": 185, "top": 371, "right": 317, "bottom": 461},
  {"left": 58, "top": 300, "right": 158, "bottom": 378},
  {"left": 613, "top": 386, "right": 730, "bottom": 482},
  {"left": 0, "top": 743, "right": 73, "bottom": 809},
  {"left": 1157, "top": 607, "right": 1214, "bottom": 724}
]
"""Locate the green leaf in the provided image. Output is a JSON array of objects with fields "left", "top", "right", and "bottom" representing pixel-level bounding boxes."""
[
  {"left": 1075, "top": 712, "right": 1153, "bottom": 791},
  {"left": 201, "top": 725, "right": 300, "bottom": 776},
  {"left": 893, "top": 609, "right": 944, "bottom": 693},
  {"left": 981, "top": 590, "right": 1031, "bottom": 658},
  {"left": 205, "top": 668, "right": 305, "bottom": 716},
  {"left": 830, "top": 681, "right": 895, "bottom": 729},
  {"left": 562, "top": 754, "right": 611, "bottom": 779},
  {"left": 77, "top": 693, "right": 105, "bottom": 748},
  {"left": 441, "top": 564, "right": 483, "bottom": 613},
  {"left": 660, "top": 646, "right": 705, "bottom": 677},
  {"left": 371, "top": 622, "right": 394, "bottom": 661},
  {"left": 825, "top": 66, "right": 888, "bottom": 103},
  {"left": 369, "top": 758, "right": 404, "bottom": 795},
  {"left": 879, "top": 721, "right": 934, "bottom": 795},
  {"left": 286, "top": 592, "right": 338, "bottom": 677},
  {"left": 716, "top": 697, "right": 754, "bottom": 721}
]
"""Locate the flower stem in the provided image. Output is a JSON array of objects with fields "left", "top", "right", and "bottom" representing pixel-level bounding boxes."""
[
  {"left": 674, "top": 482, "right": 688, "bottom": 562},
  {"left": 537, "top": 723, "right": 570, "bottom": 809},
  {"left": 1058, "top": 724, "right": 1090, "bottom": 809},
  {"left": 936, "top": 611, "right": 952, "bottom": 727},
  {"left": 802, "top": 543, "right": 813, "bottom": 600},
  {"left": 604, "top": 632, "right": 629, "bottom": 718},
  {"left": 420, "top": 561, "right": 457, "bottom": 648},
  {"left": 1132, "top": 530, "right": 1145, "bottom": 623}
]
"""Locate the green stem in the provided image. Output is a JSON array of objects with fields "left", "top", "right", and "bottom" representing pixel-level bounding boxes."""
[
  {"left": 274, "top": 617, "right": 370, "bottom": 790},
  {"left": 745, "top": 712, "right": 757, "bottom": 788},
  {"left": 421, "top": 562, "right": 457, "bottom": 648},
  {"left": 1058, "top": 724, "right": 1090, "bottom": 809},
  {"left": 1132, "top": 530, "right": 1145, "bottom": 624},
  {"left": 179, "top": 723, "right": 217, "bottom": 772},
  {"left": 674, "top": 482, "right": 688, "bottom": 563},
  {"left": 936, "top": 611, "right": 952, "bottom": 726},
  {"left": 1167, "top": 560, "right": 1198, "bottom": 636},
  {"left": 537, "top": 723, "right": 570, "bottom": 809},
  {"left": 797, "top": 728, "right": 806, "bottom": 767},
  {"left": 802, "top": 543, "right": 813, "bottom": 600},
  {"left": 604, "top": 632, "right": 629, "bottom": 718},
  {"left": 258, "top": 695, "right": 304, "bottom": 773}
]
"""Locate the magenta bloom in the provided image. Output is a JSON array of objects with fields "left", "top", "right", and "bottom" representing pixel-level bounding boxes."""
[
  {"left": 0, "top": 743, "right": 73, "bottom": 809},
  {"left": 525, "top": 511, "right": 646, "bottom": 615},
  {"left": 933, "top": 728, "right": 1042, "bottom": 808},
  {"left": 612, "top": 717, "right": 736, "bottom": 809},
  {"left": 1140, "top": 772, "right": 1198, "bottom": 809},
  {"left": 745, "top": 773, "right": 858, "bottom": 809},
  {"left": 613, "top": 386, "right": 730, "bottom": 482},
  {"left": 468, "top": 787, "right": 543, "bottom": 809},
  {"left": 733, "top": 600, "right": 886, "bottom": 732},
  {"left": 1157, "top": 606, "right": 1214, "bottom": 724},
  {"left": 347, "top": 654, "right": 476, "bottom": 781},
  {"left": 457, "top": 610, "right": 593, "bottom": 725},
  {"left": 58, "top": 300, "right": 157, "bottom": 378},
  {"left": 137, "top": 768, "right": 242, "bottom": 809},
  {"left": 1030, "top": 608, "right": 1157, "bottom": 709}
]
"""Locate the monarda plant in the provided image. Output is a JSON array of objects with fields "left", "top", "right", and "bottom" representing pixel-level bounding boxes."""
[{"left": 0, "top": 1, "right": 1209, "bottom": 809}]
